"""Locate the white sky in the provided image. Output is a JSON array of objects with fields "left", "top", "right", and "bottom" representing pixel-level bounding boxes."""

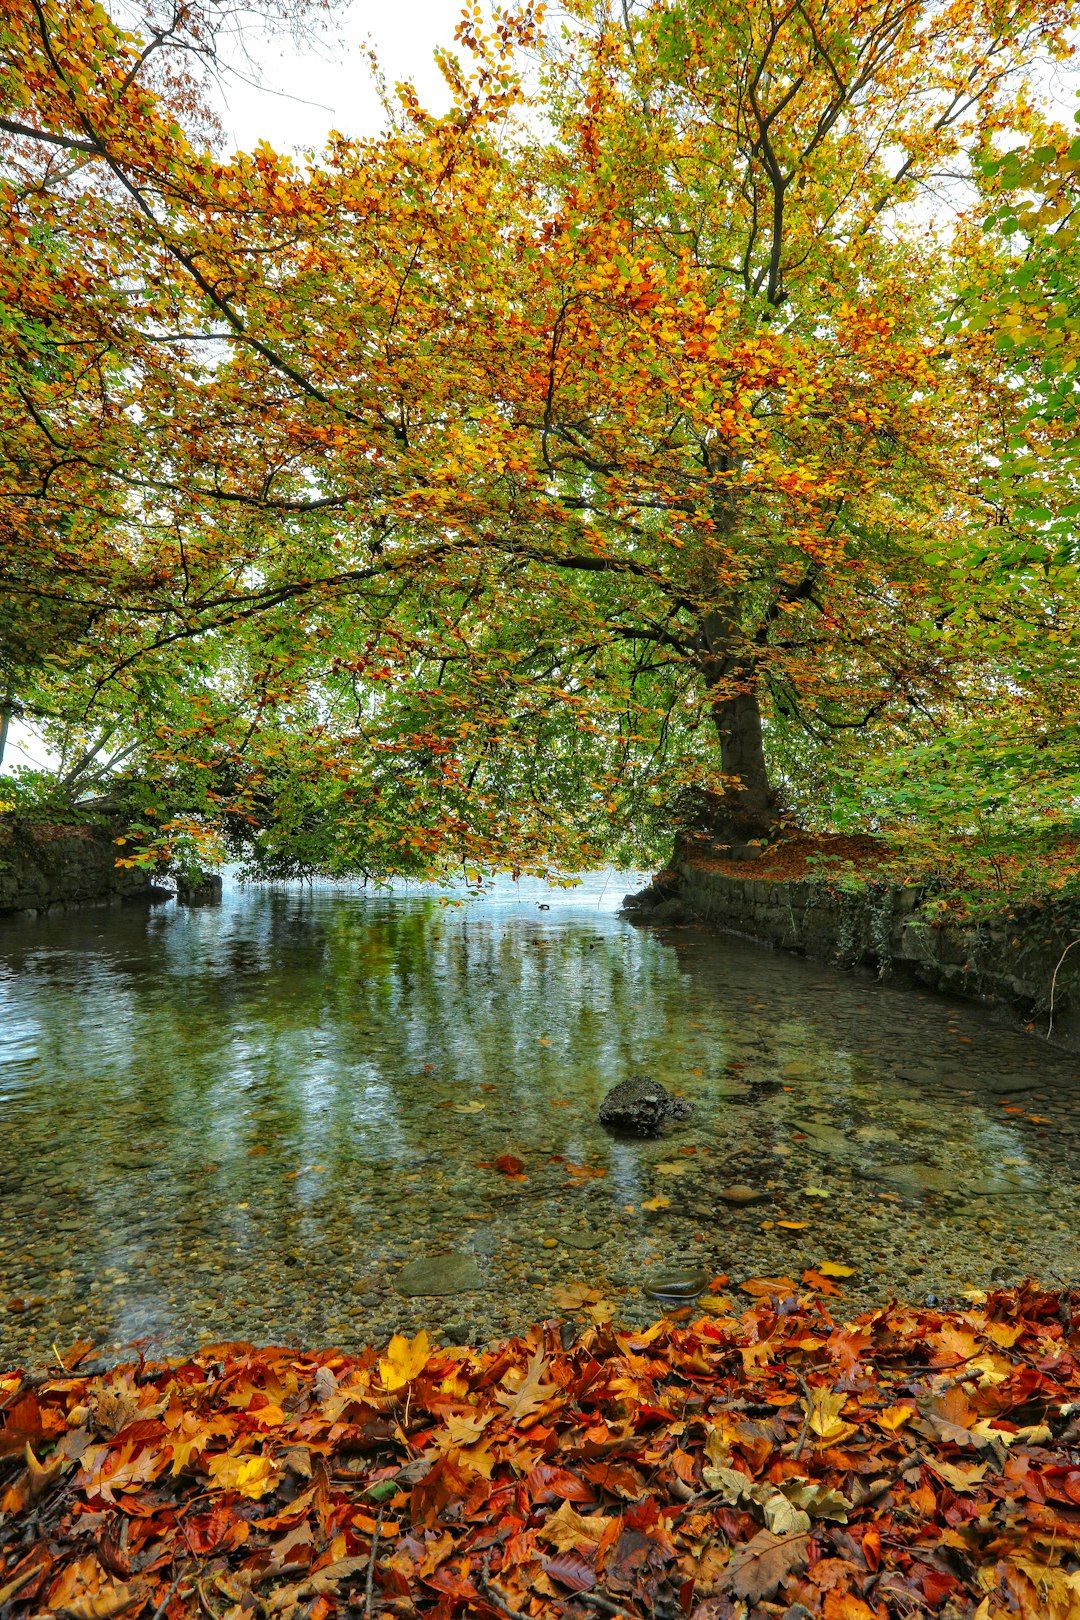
[{"left": 211, "top": 0, "right": 468, "bottom": 154}]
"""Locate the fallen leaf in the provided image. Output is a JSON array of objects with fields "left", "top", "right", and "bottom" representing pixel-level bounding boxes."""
[
  {"left": 379, "top": 1330, "right": 430, "bottom": 1391},
  {"left": 726, "top": 1529, "right": 810, "bottom": 1602},
  {"left": 740, "top": 1276, "right": 797, "bottom": 1299},
  {"left": 876, "top": 1403, "right": 915, "bottom": 1432},
  {"left": 640, "top": 1196, "right": 670, "bottom": 1211},
  {"left": 654, "top": 1161, "right": 690, "bottom": 1176},
  {"left": 817, "top": 1261, "right": 856, "bottom": 1278},
  {"left": 536, "top": 1499, "right": 608, "bottom": 1551},
  {"left": 802, "top": 1269, "right": 843, "bottom": 1297}
]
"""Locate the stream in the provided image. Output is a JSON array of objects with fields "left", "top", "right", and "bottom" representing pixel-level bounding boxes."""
[{"left": 0, "top": 873, "right": 1077, "bottom": 1366}]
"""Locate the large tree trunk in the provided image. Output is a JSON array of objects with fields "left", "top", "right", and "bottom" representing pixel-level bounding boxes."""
[
  {"left": 692, "top": 608, "right": 779, "bottom": 847},
  {"left": 710, "top": 682, "right": 775, "bottom": 831}
]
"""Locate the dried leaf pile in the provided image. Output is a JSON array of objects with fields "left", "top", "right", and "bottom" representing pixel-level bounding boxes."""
[{"left": 3, "top": 1282, "right": 1080, "bottom": 1620}]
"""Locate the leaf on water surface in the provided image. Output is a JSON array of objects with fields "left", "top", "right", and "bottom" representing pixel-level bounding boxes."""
[
  {"left": 777, "top": 1220, "right": 809, "bottom": 1229},
  {"left": 451, "top": 1101, "right": 485, "bottom": 1113},
  {"left": 640, "top": 1196, "right": 670, "bottom": 1211},
  {"left": 803, "top": 1269, "right": 844, "bottom": 1296},
  {"left": 802, "top": 1187, "right": 830, "bottom": 1198},
  {"left": 493, "top": 1154, "right": 527, "bottom": 1178},
  {"left": 654, "top": 1161, "right": 690, "bottom": 1176},
  {"left": 551, "top": 1282, "right": 603, "bottom": 1310},
  {"left": 740, "top": 1276, "right": 797, "bottom": 1299},
  {"left": 380, "top": 1331, "right": 430, "bottom": 1391},
  {"left": 818, "top": 1261, "right": 856, "bottom": 1277}
]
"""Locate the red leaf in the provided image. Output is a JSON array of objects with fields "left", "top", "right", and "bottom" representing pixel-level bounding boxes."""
[
  {"left": 543, "top": 1549, "right": 597, "bottom": 1591},
  {"left": 525, "top": 1465, "right": 593, "bottom": 1503}
]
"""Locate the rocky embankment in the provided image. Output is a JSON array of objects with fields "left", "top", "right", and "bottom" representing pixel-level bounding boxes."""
[
  {"left": 0, "top": 817, "right": 167, "bottom": 917},
  {"left": 623, "top": 859, "right": 1080, "bottom": 1048}
]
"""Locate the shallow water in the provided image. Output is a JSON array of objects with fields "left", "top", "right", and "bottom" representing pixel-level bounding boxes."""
[{"left": 0, "top": 875, "right": 1077, "bottom": 1366}]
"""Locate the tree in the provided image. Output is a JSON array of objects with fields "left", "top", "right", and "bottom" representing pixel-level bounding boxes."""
[{"left": 3, "top": 0, "right": 1077, "bottom": 880}]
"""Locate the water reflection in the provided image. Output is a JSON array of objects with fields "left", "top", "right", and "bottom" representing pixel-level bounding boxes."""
[{"left": 0, "top": 873, "right": 1076, "bottom": 1365}]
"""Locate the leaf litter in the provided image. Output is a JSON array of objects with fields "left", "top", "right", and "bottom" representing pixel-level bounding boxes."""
[{"left": 2, "top": 1282, "right": 1080, "bottom": 1618}]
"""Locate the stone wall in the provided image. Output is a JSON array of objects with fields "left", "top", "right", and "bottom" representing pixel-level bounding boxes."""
[
  {"left": 0, "top": 818, "right": 166, "bottom": 917},
  {"left": 623, "top": 864, "right": 1080, "bottom": 1048}
]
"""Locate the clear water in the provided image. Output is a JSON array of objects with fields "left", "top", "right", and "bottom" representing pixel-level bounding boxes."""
[{"left": 0, "top": 874, "right": 1077, "bottom": 1367}]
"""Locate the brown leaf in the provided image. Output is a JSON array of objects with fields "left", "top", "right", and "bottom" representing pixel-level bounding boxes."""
[
  {"left": 725, "top": 1529, "right": 810, "bottom": 1603},
  {"left": 58, "top": 1582, "right": 145, "bottom": 1620}
]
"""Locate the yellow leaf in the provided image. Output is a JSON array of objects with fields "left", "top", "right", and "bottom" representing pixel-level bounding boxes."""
[
  {"left": 805, "top": 1387, "right": 854, "bottom": 1443},
  {"left": 641, "top": 1195, "right": 671, "bottom": 1210},
  {"left": 776, "top": 1220, "right": 808, "bottom": 1230},
  {"left": 654, "top": 1161, "right": 689, "bottom": 1176},
  {"left": 537, "top": 1499, "right": 608, "bottom": 1552},
  {"left": 379, "top": 1329, "right": 430, "bottom": 1391},
  {"left": 818, "top": 1261, "right": 856, "bottom": 1278},
  {"left": 802, "top": 1187, "right": 830, "bottom": 1198},
  {"left": 451, "top": 1101, "right": 485, "bottom": 1113},
  {"left": 876, "top": 1403, "right": 915, "bottom": 1432},
  {"left": 207, "top": 1450, "right": 283, "bottom": 1499}
]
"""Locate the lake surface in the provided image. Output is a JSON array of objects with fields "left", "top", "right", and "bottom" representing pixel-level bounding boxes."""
[{"left": 1, "top": 874, "right": 1077, "bottom": 1367}]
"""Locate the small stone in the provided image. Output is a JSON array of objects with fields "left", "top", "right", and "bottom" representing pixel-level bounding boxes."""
[
  {"left": 643, "top": 1269, "right": 710, "bottom": 1300},
  {"left": 561, "top": 1231, "right": 604, "bottom": 1250},
  {"left": 394, "top": 1252, "right": 484, "bottom": 1298},
  {"left": 541, "top": 1237, "right": 558, "bottom": 1249},
  {"left": 6, "top": 1298, "right": 25, "bottom": 1313},
  {"left": 717, "top": 1185, "right": 770, "bottom": 1205}
]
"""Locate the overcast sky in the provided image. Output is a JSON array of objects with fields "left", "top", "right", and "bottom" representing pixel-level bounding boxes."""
[{"left": 211, "top": 0, "right": 468, "bottom": 154}]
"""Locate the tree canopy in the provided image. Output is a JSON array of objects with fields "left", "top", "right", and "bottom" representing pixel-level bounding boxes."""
[{"left": 1, "top": 0, "right": 1078, "bottom": 885}]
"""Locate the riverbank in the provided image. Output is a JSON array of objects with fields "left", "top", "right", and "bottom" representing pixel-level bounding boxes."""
[
  {"left": 0, "top": 817, "right": 168, "bottom": 916},
  {"left": 623, "top": 837, "right": 1080, "bottom": 1048},
  {"left": 1, "top": 1283, "right": 1077, "bottom": 1619}
]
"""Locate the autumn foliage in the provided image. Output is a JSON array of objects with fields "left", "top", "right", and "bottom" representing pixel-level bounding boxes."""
[
  {"left": 2, "top": 0, "right": 1080, "bottom": 881},
  {"left": 3, "top": 1284, "right": 1080, "bottom": 1619}
]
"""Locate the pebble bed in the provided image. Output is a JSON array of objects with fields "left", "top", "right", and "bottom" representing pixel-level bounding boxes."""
[{"left": 0, "top": 874, "right": 1077, "bottom": 1368}]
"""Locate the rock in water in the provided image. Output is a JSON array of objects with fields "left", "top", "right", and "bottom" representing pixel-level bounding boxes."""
[
  {"left": 598, "top": 1076, "right": 693, "bottom": 1137},
  {"left": 394, "top": 1253, "right": 483, "bottom": 1297}
]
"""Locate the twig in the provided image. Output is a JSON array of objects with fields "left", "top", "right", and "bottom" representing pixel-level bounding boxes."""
[
  {"left": 1047, "top": 938, "right": 1080, "bottom": 1038},
  {"left": 792, "top": 1373, "right": 815, "bottom": 1462},
  {"left": 580, "top": 1594, "right": 642, "bottom": 1620},
  {"left": 365, "top": 1502, "right": 385, "bottom": 1619},
  {"left": 149, "top": 1572, "right": 186, "bottom": 1620},
  {"left": 478, "top": 1552, "right": 531, "bottom": 1620}
]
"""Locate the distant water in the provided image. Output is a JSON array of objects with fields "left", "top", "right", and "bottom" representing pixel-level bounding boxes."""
[{"left": 0, "top": 872, "right": 1076, "bottom": 1366}]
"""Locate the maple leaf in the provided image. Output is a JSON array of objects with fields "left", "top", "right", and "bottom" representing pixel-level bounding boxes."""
[
  {"left": 496, "top": 1348, "right": 562, "bottom": 1421},
  {"left": 379, "top": 1330, "right": 430, "bottom": 1391}
]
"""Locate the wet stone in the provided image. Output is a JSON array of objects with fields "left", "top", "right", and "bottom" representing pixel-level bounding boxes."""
[
  {"left": 717, "top": 1185, "right": 771, "bottom": 1205},
  {"left": 394, "top": 1253, "right": 484, "bottom": 1297},
  {"left": 644, "top": 1269, "right": 710, "bottom": 1300},
  {"left": 560, "top": 1231, "right": 604, "bottom": 1250}
]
